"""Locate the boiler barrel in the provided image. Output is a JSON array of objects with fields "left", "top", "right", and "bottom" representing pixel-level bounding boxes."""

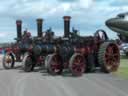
[{"left": 33, "top": 44, "right": 56, "bottom": 55}]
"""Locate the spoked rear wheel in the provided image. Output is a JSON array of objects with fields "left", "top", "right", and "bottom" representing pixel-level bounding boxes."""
[
  {"left": 98, "top": 42, "right": 120, "bottom": 73},
  {"left": 47, "top": 54, "right": 63, "bottom": 75},
  {"left": 69, "top": 53, "right": 86, "bottom": 76},
  {"left": 2, "top": 52, "right": 15, "bottom": 69}
]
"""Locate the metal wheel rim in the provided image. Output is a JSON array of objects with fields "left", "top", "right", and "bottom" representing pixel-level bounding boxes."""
[
  {"left": 104, "top": 44, "right": 120, "bottom": 72},
  {"left": 49, "top": 55, "right": 62, "bottom": 73},
  {"left": 4, "top": 53, "right": 13, "bottom": 68},
  {"left": 71, "top": 54, "right": 85, "bottom": 75}
]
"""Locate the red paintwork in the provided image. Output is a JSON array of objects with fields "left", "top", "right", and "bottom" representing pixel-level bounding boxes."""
[
  {"left": 37, "top": 56, "right": 44, "bottom": 64},
  {"left": 5, "top": 48, "right": 12, "bottom": 53}
]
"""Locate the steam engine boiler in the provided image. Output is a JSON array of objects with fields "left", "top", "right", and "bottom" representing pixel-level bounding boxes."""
[{"left": 2, "top": 20, "right": 32, "bottom": 69}]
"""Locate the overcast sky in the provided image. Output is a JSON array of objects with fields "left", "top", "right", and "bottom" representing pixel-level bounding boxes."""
[{"left": 0, "top": 0, "right": 128, "bottom": 43}]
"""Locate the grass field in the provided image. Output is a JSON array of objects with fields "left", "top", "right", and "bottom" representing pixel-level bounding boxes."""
[{"left": 114, "top": 56, "right": 128, "bottom": 79}]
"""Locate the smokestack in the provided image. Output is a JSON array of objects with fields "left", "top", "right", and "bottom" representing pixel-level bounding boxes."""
[
  {"left": 37, "top": 18, "right": 43, "bottom": 37},
  {"left": 16, "top": 20, "right": 22, "bottom": 39},
  {"left": 63, "top": 16, "right": 71, "bottom": 37}
]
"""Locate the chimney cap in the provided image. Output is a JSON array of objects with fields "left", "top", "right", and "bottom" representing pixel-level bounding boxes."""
[
  {"left": 37, "top": 18, "right": 43, "bottom": 21},
  {"left": 16, "top": 20, "right": 22, "bottom": 25},
  {"left": 63, "top": 16, "right": 71, "bottom": 21}
]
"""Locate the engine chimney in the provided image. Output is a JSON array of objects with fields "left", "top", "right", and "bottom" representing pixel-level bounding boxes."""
[
  {"left": 37, "top": 18, "right": 43, "bottom": 37},
  {"left": 16, "top": 20, "right": 22, "bottom": 39},
  {"left": 63, "top": 16, "right": 71, "bottom": 37}
]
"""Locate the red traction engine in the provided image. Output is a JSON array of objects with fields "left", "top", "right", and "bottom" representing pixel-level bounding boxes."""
[
  {"left": 20, "top": 16, "right": 120, "bottom": 76},
  {"left": 44, "top": 16, "right": 120, "bottom": 76},
  {"left": 2, "top": 20, "right": 32, "bottom": 69},
  {"left": 22, "top": 18, "right": 56, "bottom": 72}
]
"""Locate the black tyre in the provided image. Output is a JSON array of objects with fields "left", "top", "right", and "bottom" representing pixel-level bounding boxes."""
[
  {"left": 46, "top": 54, "right": 63, "bottom": 75},
  {"left": 86, "top": 54, "right": 95, "bottom": 72},
  {"left": 22, "top": 53, "right": 33, "bottom": 72},
  {"left": 98, "top": 42, "right": 120, "bottom": 73},
  {"left": 2, "top": 52, "right": 15, "bottom": 69}
]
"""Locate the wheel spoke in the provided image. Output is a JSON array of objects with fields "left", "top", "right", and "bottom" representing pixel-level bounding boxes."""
[
  {"left": 49, "top": 55, "right": 62, "bottom": 74},
  {"left": 113, "top": 53, "right": 119, "bottom": 57},
  {"left": 70, "top": 54, "right": 85, "bottom": 76},
  {"left": 106, "top": 56, "right": 119, "bottom": 71},
  {"left": 2, "top": 52, "right": 15, "bottom": 69}
]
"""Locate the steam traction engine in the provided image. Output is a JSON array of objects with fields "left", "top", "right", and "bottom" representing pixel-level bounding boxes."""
[
  {"left": 45, "top": 16, "right": 120, "bottom": 76},
  {"left": 23, "top": 16, "right": 120, "bottom": 76},
  {"left": 2, "top": 20, "right": 32, "bottom": 69},
  {"left": 22, "top": 18, "right": 56, "bottom": 72}
]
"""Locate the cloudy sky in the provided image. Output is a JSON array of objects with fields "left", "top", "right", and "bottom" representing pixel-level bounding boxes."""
[{"left": 0, "top": 0, "right": 128, "bottom": 43}]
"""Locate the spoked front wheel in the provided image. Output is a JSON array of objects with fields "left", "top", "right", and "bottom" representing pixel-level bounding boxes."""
[
  {"left": 2, "top": 52, "right": 15, "bottom": 69},
  {"left": 46, "top": 54, "right": 63, "bottom": 75},
  {"left": 69, "top": 53, "right": 86, "bottom": 76}
]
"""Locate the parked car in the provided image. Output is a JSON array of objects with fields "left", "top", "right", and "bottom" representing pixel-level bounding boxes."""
[{"left": 119, "top": 43, "right": 128, "bottom": 56}]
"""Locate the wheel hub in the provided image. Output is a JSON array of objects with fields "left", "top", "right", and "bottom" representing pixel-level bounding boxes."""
[{"left": 6, "top": 56, "right": 12, "bottom": 63}]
